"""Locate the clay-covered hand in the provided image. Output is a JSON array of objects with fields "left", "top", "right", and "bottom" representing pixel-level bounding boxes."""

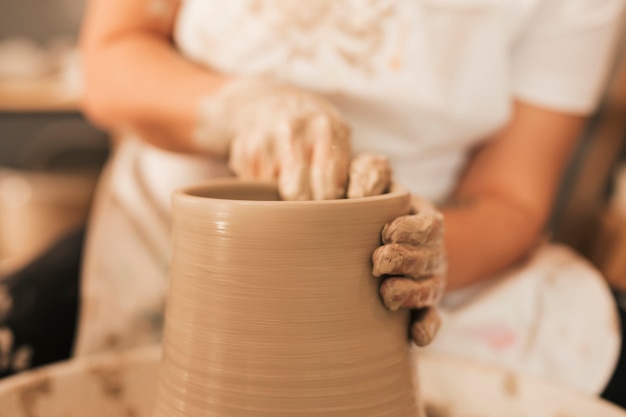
[
  {"left": 196, "top": 78, "right": 351, "bottom": 201},
  {"left": 372, "top": 196, "right": 446, "bottom": 346},
  {"left": 346, "top": 153, "right": 393, "bottom": 199}
]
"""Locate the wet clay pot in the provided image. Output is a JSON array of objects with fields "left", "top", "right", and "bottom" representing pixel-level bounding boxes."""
[{"left": 152, "top": 179, "right": 419, "bottom": 417}]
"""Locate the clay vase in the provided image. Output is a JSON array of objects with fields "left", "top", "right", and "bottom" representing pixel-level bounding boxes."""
[{"left": 152, "top": 179, "right": 422, "bottom": 417}]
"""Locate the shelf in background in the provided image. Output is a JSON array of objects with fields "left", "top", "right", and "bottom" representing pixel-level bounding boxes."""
[{"left": 0, "top": 77, "right": 80, "bottom": 112}]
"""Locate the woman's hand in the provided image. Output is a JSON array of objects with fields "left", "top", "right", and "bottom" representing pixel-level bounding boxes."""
[
  {"left": 198, "top": 79, "right": 352, "bottom": 201},
  {"left": 373, "top": 196, "right": 447, "bottom": 346},
  {"left": 347, "top": 155, "right": 445, "bottom": 346}
]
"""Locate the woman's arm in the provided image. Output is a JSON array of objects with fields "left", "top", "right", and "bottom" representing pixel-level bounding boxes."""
[
  {"left": 80, "top": 0, "right": 229, "bottom": 154},
  {"left": 442, "top": 100, "right": 586, "bottom": 291}
]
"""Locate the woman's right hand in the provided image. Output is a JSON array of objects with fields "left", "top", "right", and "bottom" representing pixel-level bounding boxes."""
[
  {"left": 373, "top": 196, "right": 447, "bottom": 346},
  {"left": 197, "top": 79, "right": 352, "bottom": 201}
]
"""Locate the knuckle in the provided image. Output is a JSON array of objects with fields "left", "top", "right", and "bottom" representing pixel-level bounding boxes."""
[
  {"left": 372, "top": 245, "right": 394, "bottom": 276},
  {"left": 380, "top": 278, "right": 408, "bottom": 311}
]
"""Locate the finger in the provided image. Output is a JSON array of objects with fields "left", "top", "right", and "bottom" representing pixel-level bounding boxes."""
[
  {"left": 257, "top": 158, "right": 280, "bottom": 181},
  {"left": 372, "top": 244, "right": 446, "bottom": 278},
  {"left": 379, "top": 275, "right": 445, "bottom": 311},
  {"left": 232, "top": 132, "right": 280, "bottom": 181},
  {"left": 411, "top": 307, "right": 441, "bottom": 347},
  {"left": 382, "top": 210, "right": 444, "bottom": 246},
  {"left": 230, "top": 136, "right": 278, "bottom": 180},
  {"left": 276, "top": 120, "right": 311, "bottom": 201},
  {"left": 309, "top": 116, "right": 351, "bottom": 200},
  {"left": 346, "top": 153, "right": 392, "bottom": 198},
  {"left": 228, "top": 134, "right": 256, "bottom": 178}
]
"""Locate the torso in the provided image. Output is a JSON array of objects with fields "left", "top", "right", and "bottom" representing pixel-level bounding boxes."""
[{"left": 174, "top": 0, "right": 539, "bottom": 201}]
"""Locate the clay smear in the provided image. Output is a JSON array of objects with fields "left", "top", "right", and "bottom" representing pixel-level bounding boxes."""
[{"left": 152, "top": 179, "right": 421, "bottom": 417}]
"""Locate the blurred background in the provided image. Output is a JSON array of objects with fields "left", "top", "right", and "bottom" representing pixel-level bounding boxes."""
[{"left": 0, "top": 0, "right": 109, "bottom": 277}]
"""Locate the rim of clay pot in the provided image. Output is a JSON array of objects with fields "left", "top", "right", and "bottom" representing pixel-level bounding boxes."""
[{"left": 176, "top": 178, "right": 410, "bottom": 206}]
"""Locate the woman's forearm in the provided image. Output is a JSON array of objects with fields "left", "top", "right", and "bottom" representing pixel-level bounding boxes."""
[
  {"left": 80, "top": 0, "right": 229, "bottom": 154},
  {"left": 441, "top": 195, "right": 544, "bottom": 291},
  {"left": 439, "top": 100, "right": 586, "bottom": 291}
]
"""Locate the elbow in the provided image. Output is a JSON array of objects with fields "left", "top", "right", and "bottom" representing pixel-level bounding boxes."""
[
  {"left": 81, "top": 86, "right": 109, "bottom": 130},
  {"left": 78, "top": 35, "right": 119, "bottom": 131},
  {"left": 80, "top": 75, "right": 108, "bottom": 130},
  {"left": 80, "top": 62, "right": 115, "bottom": 130}
]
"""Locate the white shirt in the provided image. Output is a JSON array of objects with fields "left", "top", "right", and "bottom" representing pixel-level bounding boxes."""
[{"left": 169, "top": 0, "right": 624, "bottom": 203}]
